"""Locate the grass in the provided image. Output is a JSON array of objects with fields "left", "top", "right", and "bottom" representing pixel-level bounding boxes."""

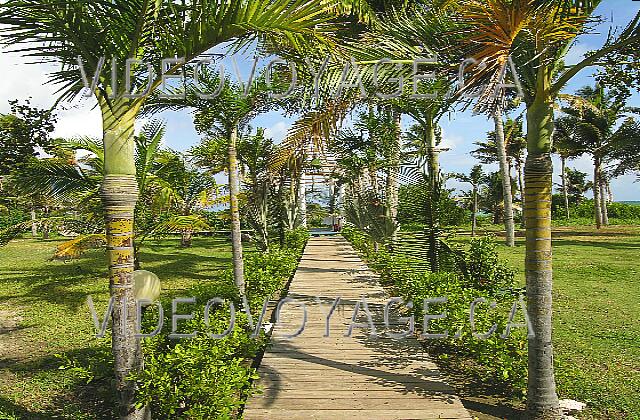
[
  {"left": 0, "top": 236, "right": 236, "bottom": 419},
  {"left": 489, "top": 225, "right": 640, "bottom": 419},
  {"left": 1, "top": 227, "right": 638, "bottom": 419}
]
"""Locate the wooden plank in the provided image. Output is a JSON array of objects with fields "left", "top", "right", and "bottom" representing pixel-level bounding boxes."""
[{"left": 243, "top": 409, "right": 472, "bottom": 420}]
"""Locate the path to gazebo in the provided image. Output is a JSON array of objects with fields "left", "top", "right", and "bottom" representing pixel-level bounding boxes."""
[{"left": 243, "top": 236, "right": 472, "bottom": 420}]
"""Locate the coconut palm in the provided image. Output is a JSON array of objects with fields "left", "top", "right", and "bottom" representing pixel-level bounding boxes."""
[
  {"left": 553, "top": 116, "right": 582, "bottom": 219},
  {"left": 149, "top": 151, "right": 223, "bottom": 247},
  {"left": 472, "top": 116, "right": 526, "bottom": 238}
]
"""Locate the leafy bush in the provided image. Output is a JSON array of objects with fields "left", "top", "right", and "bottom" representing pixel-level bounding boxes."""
[
  {"left": 398, "top": 184, "right": 469, "bottom": 227},
  {"left": 134, "top": 234, "right": 308, "bottom": 418},
  {"left": 553, "top": 198, "right": 640, "bottom": 224},
  {"left": 283, "top": 228, "right": 310, "bottom": 257},
  {"left": 0, "top": 207, "right": 28, "bottom": 230},
  {"left": 343, "top": 227, "right": 528, "bottom": 395}
]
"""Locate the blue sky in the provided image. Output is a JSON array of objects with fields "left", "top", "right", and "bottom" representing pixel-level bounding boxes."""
[{"left": 0, "top": 0, "right": 638, "bottom": 200}]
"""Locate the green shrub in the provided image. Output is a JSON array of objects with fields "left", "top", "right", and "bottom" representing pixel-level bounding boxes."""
[
  {"left": 554, "top": 198, "right": 640, "bottom": 224},
  {"left": 0, "top": 207, "right": 28, "bottom": 230},
  {"left": 283, "top": 228, "right": 310, "bottom": 257},
  {"left": 133, "top": 234, "right": 308, "bottom": 418},
  {"left": 343, "top": 227, "right": 528, "bottom": 395}
]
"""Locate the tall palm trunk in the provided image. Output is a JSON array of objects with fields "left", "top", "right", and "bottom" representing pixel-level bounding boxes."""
[
  {"left": 493, "top": 106, "right": 515, "bottom": 246},
  {"left": 593, "top": 157, "right": 603, "bottom": 229},
  {"left": 30, "top": 208, "right": 37, "bottom": 237},
  {"left": 471, "top": 185, "right": 478, "bottom": 237},
  {"left": 516, "top": 158, "right": 526, "bottom": 228},
  {"left": 228, "top": 126, "right": 245, "bottom": 295},
  {"left": 299, "top": 172, "right": 307, "bottom": 228},
  {"left": 424, "top": 118, "right": 440, "bottom": 179},
  {"left": 599, "top": 179, "right": 609, "bottom": 226},
  {"left": 560, "top": 156, "right": 570, "bottom": 219},
  {"left": 386, "top": 111, "right": 402, "bottom": 243},
  {"left": 524, "top": 99, "right": 560, "bottom": 419},
  {"left": 100, "top": 102, "right": 147, "bottom": 420}
]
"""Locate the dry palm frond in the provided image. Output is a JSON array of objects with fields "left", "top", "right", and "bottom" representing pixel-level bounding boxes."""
[
  {"left": 268, "top": 97, "right": 354, "bottom": 174},
  {"left": 53, "top": 234, "right": 107, "bottom": 260}
]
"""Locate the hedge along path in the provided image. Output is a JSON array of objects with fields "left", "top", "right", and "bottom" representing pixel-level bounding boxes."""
[{"left": 243, "top": 236, "right": 472, "bottom": 420}]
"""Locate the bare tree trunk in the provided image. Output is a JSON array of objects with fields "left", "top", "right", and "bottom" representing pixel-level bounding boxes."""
[
  {"left": 41, "top": 208, "right": 50, "bottom": 240},
  {"left": 228, "top": 126, "right": 245, "bottom": 295},
  {"left": 606, "top": 180, "right": 613, "bottom": 203},
  {"left": 561, "top": 157, "right": 570, "bottom": 219},
  {"left": 299, "top": 172, "right": 307, "bottom": 228},
  {"left": 600, "top": 179, "right": 609, "bottom": 226},
  {"left": 181, "top": 231, "right": 193, "bottom": 247},
  {"left": 386, "top": 110, "right": 402, "bottom": 244},
  {"left": 30, "top": 208, "right": 37, "bottom": 238},
  {"left": 100, "top": 102, "right": 148, "bottom": 420},
  {"left": 593, "top": 157, "right": 602, "bottom": 229},
  {"left": 471, "top": 186, "right": 478, "bottom": 237},
  {"left": 524, "top": 100, "right": 560, "bottom": 419},
  {"left": 494, "top": 106, "right": 515, "bottom": 246},
  {"left": 516, "top": 158, "right": 526, "bottom": 229}
]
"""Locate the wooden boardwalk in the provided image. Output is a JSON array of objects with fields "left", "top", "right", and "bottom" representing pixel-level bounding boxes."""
[{"left": 244, "top": 236, "right": 472, "bottom": 420}]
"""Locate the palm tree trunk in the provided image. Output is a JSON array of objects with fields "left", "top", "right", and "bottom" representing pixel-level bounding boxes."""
[
  {"left": 30, "top": 208, "right": 37, "bottom": 238},
  {"left": 100, "top": 102, "right": 147, "bottom": 420},
  {"left": 599, "top": 179, "right": 609, "bottom": 226},
  {"left": 593, "top": 157, "right": 603, "bottom": 229},
  {"left": 298, "top": 172, "right": 307, "bottom": 228},
  {"left": 424, "top": 118, "right": 440, "bottom": 180},
  {"left": 524, "top": 100, "right": 560, "bottom": 419},
  {"left": 228, "top": 126, "right": 245, "bottom": 295},
  {"left": 561, "top": 157, "right": 570, "bottom": 219},
  {"left": 181, "top": 231, "right": 193, "bottom": 247},
  {"left": 493, "top": 106, "right": 515, "bottom": 246},
  {"left": 386, "top": 110, "right": 402, "bottom": 243},
  {"left": 516, "top": 158, "right": 526, "bottom": 228},
  {"left": 472, "top": 186, "right": 478, "bottom": 237}
]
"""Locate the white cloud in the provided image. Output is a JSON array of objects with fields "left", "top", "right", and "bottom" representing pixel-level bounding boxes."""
[
  {"left": 0, "top": 48, "right": 102, "bottom": 139},
  {"left": 264, "top": 121, "right": 289, "bottom": 143}
]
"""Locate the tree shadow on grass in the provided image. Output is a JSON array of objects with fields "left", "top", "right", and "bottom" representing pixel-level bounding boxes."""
[
  {"left": 0, "top": 238, "right": 234, "bottom": 311},
  {"left": 0, "top": 345, "right": 117, "bottom": 419},
  {"left": 551, "top": 239, "right": 640, "bottom": 250}
]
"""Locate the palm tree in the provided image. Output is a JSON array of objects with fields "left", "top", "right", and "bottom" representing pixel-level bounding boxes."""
[
  {"left": 167, "top": 71, "right": 279, "bottom": 295},
  {"left": 472, "top": 116, "right": 526, "bottom": 242},
  {"left": 443, "top": 5, "right": 640, "bottom": 417},
  {"left": 553, "top": 116, "right": 581, "bottom": 219},
  {"left": 150, "top": 151, "right": 222, "bottom": 248},
  {"left": 559, "top": 84, "right": 637, "bottom": 228},
  {"left": 367, "top": 1, "right": 640, "bottom": 417},
  {"left": 0, "top": 2, "right": 338, "bottom": 414},
  {"left": 455, "top": 164, "right": 484, "bottom": 237}
]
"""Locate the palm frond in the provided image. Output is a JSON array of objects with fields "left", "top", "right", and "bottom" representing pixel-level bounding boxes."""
[{"left": 53, "top": 234, "right": 107, "bottom": 260}]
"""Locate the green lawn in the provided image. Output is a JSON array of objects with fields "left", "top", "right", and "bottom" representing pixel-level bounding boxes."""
[
  {"left": 0, "top": 236, "right": 235, "bottom": 419},
  {"left": 490, "top": 226, "right": 640, "bottom": 419},
  {"left": 1, "top": 228, "right": 638, "bottom": 419}
]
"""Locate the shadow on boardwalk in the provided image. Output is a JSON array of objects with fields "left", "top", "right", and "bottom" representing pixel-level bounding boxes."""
[{"left": 243, "top": 236, "right": 472, "bottom": 420}]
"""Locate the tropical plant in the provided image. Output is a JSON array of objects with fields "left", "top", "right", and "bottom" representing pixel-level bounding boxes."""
[
  {"left": 559, "top": 84, "right": 639, "bottom": 228},
  {"left": 454, "top": 164, "right": 484, "bottom": 236}
]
